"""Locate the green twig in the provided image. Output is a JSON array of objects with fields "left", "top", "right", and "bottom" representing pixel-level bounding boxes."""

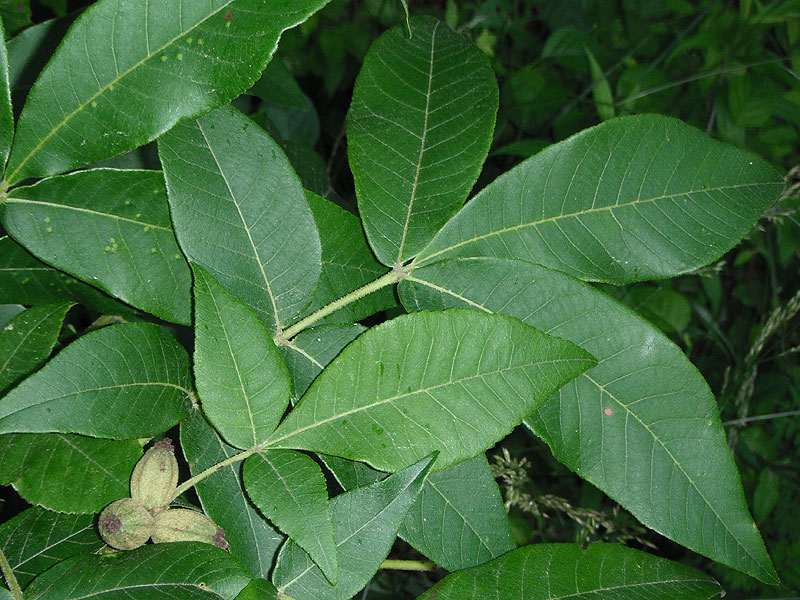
[
  {"left": 380, "top": 559, "right": 437, "bottom": 571},
  {"left": 279, "top": 269, "right": 402, "bottom": 341},
  {"left": 171, "top": 447, "right": 257, "bottom": 501},
  {"left": 723, "top": 410, "right": 800, "bottom": 427},
  {"left": 0, "top": 546, "right": 23, "bottom": 600}
]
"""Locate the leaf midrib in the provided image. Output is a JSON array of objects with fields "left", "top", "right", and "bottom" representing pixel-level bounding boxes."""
[
  {"left": 4, "top": 197, "right": 171, "bottom": 231},
  {"left": 267, "top": 356, "right": 587, "bottom": 447},
  {"left": 6, "top": 0, "right": 238, "bottom": 184},
  {"left": 415, "top": 180, "right": 779, "bottom": 266}
]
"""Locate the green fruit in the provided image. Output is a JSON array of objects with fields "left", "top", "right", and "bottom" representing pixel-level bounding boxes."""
[
  {"left": 130, "top": 437, "right": 179, "bottom": 510},
  {"left": 151, "top": 508, "right": 229, "bottom": 550},
  {"left": 98, "top": 498, "right": 154, "bottom": 550}
]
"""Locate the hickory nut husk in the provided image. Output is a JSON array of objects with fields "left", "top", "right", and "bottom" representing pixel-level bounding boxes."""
[
  {"left": 151, "top": 508, "right": 229, "bottom": 550},
  {"left": 98, "top": 498, "right": 154, "bottom": 550},
  {"left": 130, "top": 437, "right": 179, "bottom": 510}
]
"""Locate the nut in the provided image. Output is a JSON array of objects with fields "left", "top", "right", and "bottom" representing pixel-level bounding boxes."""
[
  {"left": 98, "top": 498, "right": 154, "bottom": 550},
  {"left": 151, "top": 508, "right": 229, "bottom": 550},
  {"left": 130, "top": 437, "right": 179, "bottom": 510}
]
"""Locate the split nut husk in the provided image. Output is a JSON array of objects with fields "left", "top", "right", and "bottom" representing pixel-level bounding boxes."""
[
  {"left": 98, "top": 498, "right": 154, "bottom": 550},
  {"left": 130, "top": 437, "right": 179, "bottom": 510},
  {"left": 151, "top": 508, "right": 229, "bottom": 550}
]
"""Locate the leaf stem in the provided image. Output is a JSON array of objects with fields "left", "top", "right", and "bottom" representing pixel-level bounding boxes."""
[
  {"left": 171, "top": 447, "right": 258, "bottom": 501},
  {"left": 380, "top": 559, "right": 437, "bottom": 571},
  {"left": 279, "top": 269, "right": 402, "bottom": 341},
  {"left": 0, "top": 546, "right": 23, "bottom": 600}
]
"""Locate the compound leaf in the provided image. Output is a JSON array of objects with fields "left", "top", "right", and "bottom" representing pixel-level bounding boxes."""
[
  {"left": 272, "top": 454, "right": 435, "bottom": 600},
  {"left": 266, "top": 310, "right": 595, "bottom": 472},
  {"left": 399, "top": 257, "right": 777, "bottom": 583},
  {"left": 193, "top": 265, "right": 291, "bottom": 449},
  {"left": 416, "top": 543, "right": 723, "bottom": 600},
  {"left": 0, "top": 433, "right": 141, "bottom": 513},
  {"left": 181, "top": 411, "right": 284, "bottom": 581},
  {"left": 5, "top": 0, "right": 331, "bottom": 184},
  {"left": 24, "top": 542, "right": 249, "bottom": 600},
  {"left": 0, "top": 302, "right": 71, "bottom": 395},
  {"left": 244, "top": 449, "right": 337, "bottom": 584},
  {"left": 0, "top": 323, "right": 192, "bottom": 438},
  {"left": 159, "top": 105, "right": 321, "bottom": 331},
  {"left": 0, "top": 507, "right": 103, "bottom": 589},
  {"left": 1, "top": 169, "right": 191, "bottom": 324},
  {"left": 414, "top": 114, "right": 782, "bottom": 284},
  {"left": 348, "top": 16, "right": 498, "bottom": 266}
]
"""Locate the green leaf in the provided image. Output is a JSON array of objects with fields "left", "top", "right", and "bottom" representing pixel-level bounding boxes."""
[
  {"left": 248, "top": 58, "right": 307, "bottom": 110},
  {"left": 266, "top": 309, "right": 595, "bottom": 472},
  {"left": 0, "top": 302, "right": 71, "bottom": 395},
  {"left": 348, "top": 16, "right": 498, "bottom": 266},
  {"left": 0, "top": 305, "right": 23, "bottom": 328},
  {"left": 280, "top": 324, "right": 365, "bottom": 398},
  {"left": 4, "top": 0, "right": 332, "bottom": 185},
  {"left": 399, "top": 257, "right": 778, "bottom": 583},
  {"left": 415, "top": 543, "right": 723, "bottom": 600},
  {"left": 398, "top": 453, "right": 515, "bottom": 570},
  {"left": 324, "top": 453, "right": 516, "bottom": 571},
  {"left": 0, "top": 236, "right": 131, "bottom": 313},
  {"left": 180, "top": 410, "right": 284, "bottom": 580},
  {"left": 753, "top": 468, "right": 780, "bottom": 523},
  {"left": 1, "top": 170, "right": 191, "bottom": 323},
  {"left": 0, "top": 16, "right": 11, "bottom": 168},
  {"left": 272, "top": 454, "right": 436, "bottom": 600},
  {"left": 304, "top": 192, "right": 396, "bottom": 324},
  {"left": 0, "top": 433, "right": 141, "bottom": 512},
  {"left": 0, "top": 323, "right": 192, "bottom": 437},
  {"left": 586, "top": 47, "right": 615, "bottom": 121},
  {"left": 244, "top": 449, "right": 337, "bottom": 584},
  {"left": 0, "top": 507, "right": 103, "bottom": 588},
  {"left": 193, "top": 265, "right": 291, "bottom": 449},
  {"left": 159, "top": 105, "right": 321, "bottom": 331},
  {"left": 24, "top": 542, "right": 250, "bottom": 600},
  {"left": 0, "top": 1, "right": 30, "bottom": 39},
  {"left": 235, "top": 579, "right": 279, "bottom": 600},
  {"left": 6, "top": 16, "right": 70, "bottom": 107},
  {"left": 414, "top": 114, "right": 783, "bottom": 284}
]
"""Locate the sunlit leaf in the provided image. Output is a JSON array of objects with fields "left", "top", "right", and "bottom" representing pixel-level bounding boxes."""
[
  {"left": 348, "top": 16, "right": 498, "bottom": 265},
  {"left": 5, "top": 0, "right": 332, "bottom": 184},
  {"left": 267, "top": 310, "right": 595, "bottom": 471},
  {"left": 415, "top": 115, "right": 782, "bottom": 284},
  {"left": 0, "top": 323, "right": 192, "bottom": 437}
]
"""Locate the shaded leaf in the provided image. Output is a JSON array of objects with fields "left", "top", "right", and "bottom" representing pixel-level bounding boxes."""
[
  {"left": 0, "top": 507, "right": 103, "bottom": 588},
  {"left": 0, "top": 1, "right": 30, "bottom": 38},
  {"left": 399, "top": 257, "right": 777, "bottom": 583},
  {"left": 586, "top": 47, "right": 614, "bottom": 121},
  {"left": 416, "top": 543, "right": 723, "bottom": 600},
  {"left": 0, "top": 15, "right": 11, "bottom": 167},
  {"left": 235, "top": 579, "right": 279, "bottom": 600},
  {"left": 159, "top": 105, "right": 321, "bottom": 331},
  {"left": 280, "top": 324, "right": 365, "bottom": 398},
  {"left": 0, "top": 433, "right": 141, "bottom": 513},
  {"left": 266, "top": 310, "right": 595, "bottom": 472},
  {"left": 248, "top": 58, "right": 306, "bottom": 109},
  {"left": 24, "top": 542, "right": 250, "bottom": 600},
  {"left": 193, "top": 265, "right": 291, "bottom": 449},
  {"left": 0, "top": 302, "right": 71, "bottom": 395},
  {"left": 324, "top": 453, "right": 516, "bottom": 572},
  {"left": 348, "top": 16, "right": 498, "bottom": 266},
  {"left": 0, "top": 236, "right": 131, "bottom": 313},
  {"left": 304, "top": 191, "right": 396, "bottom": 324},
  {"left": 4, "top": 0, "right": 332, "bottom": 184},
  {"left": 272, "top": 454, "right": 436, "bottom": 600},
  {"left": 0, "top": 305, "right": 23, "bottom": 328},
  {"left": 1, "top": 169, "right": 191, "bottom": 323},
  {"left": 414, "top": 114, "right": 782, "bottom": 284},
  {"left": 0, "top": 323, "right": 192, "bottom": 437},
  {"left": 180, "top": 410, "right": 284, "bottom": 580},
  {"left": 244, "top": 449, "right": 337, "bottom": 584}
]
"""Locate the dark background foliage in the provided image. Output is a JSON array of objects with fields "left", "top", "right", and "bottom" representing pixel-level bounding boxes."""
[{"left": 1, "top": 0, "right": 798, "bottom": 597}]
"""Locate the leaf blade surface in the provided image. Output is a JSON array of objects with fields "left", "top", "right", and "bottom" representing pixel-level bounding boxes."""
[
  {"left": 267, "top": 309, "right": 595, "bottom": 471},
  {"left": 415, "top": 115, "right": 782, "bottom": 283},
  {"left": 400, "top": 257, "right": 777, "bottom": 583},
  {"left": 348, "top": 16, "right": 498, "bottom": 265}
]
